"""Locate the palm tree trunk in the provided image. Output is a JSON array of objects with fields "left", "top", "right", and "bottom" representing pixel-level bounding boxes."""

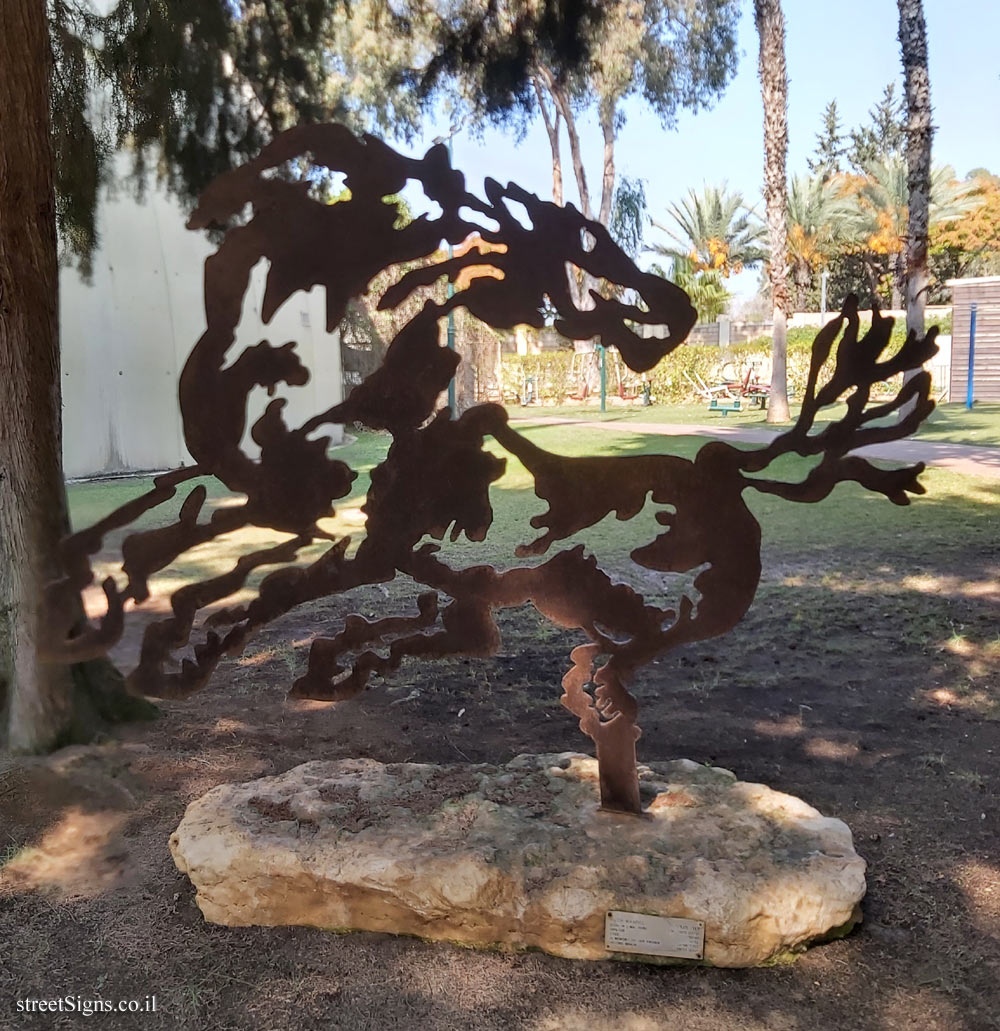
[
  {"left": 754, "top": 0, "right": 792, "bottom": 422},
  {"left": 794, "top": 259, "right": 810, "bottom": 313},
  {"left": 890, "top": 252, "right": 904, "bottom": 310},
  {"left": 897, "top": 0, "right": 932, "bottom": 415}
]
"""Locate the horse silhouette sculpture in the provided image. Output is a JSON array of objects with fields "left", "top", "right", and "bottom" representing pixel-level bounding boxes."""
[{"left": 45, "top": 124, "right": 939, "bottom": 814}]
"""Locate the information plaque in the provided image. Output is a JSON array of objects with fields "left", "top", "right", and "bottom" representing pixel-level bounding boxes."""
[{"left": 605, "top": 911, "right": 705, "bottom": 960}]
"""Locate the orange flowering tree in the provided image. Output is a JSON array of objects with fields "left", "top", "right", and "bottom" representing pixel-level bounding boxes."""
[
  {"left": 930, "top": 173, "right": 1000, "bottom": 290},
  {"left": 850, "top": 159, "right": 978, "bottom": 307}
]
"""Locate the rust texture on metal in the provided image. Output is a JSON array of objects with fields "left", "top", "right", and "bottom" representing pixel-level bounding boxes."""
[{"left": 44, "top": 125, "right": 938, "bottom": 815}]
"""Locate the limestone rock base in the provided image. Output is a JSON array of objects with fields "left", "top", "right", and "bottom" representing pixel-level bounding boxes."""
[{"left": 169, "top": 753, "right": 866, "bottom": 967}]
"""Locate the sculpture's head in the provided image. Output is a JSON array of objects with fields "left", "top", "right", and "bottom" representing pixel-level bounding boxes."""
[{"left": 186, "top": 123, "right": 697, "bottom": 395}]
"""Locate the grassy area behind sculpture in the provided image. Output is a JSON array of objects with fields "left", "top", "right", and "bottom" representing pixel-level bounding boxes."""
[{"left": 45, "top": 124, "right": 938, "bottom": 815}]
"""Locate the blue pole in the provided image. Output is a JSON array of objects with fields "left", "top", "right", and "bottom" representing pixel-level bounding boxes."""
[{"left": 966, "top": 303, "right": 978, "bottom": 410}]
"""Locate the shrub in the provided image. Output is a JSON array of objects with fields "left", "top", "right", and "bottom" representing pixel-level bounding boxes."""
[{"left": 500, "top": 315, "right": 946, "bottom": 405}]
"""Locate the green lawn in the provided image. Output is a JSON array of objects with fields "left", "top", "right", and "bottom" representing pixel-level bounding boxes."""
[
  {"left": 508, "top": 401, "right": 1000, "bottom": 448},
  {"left": 908, "top": 402, "right": 1000, "bottom": 446},
  {"left": 68, "top": 423, "right": 998, "bottom": 578},
  {"left": 66, "top": 422, "right": 999, "bottom": 720}
]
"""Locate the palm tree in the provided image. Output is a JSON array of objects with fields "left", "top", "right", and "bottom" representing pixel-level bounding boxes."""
[
  {"left": 897, "top": 0, "right": 932, "bottom": 341},
  {"left": 650, "top": 185, "right": 766, "bottom": 278},
  {"left": 786, "top": 174, "right": 857, "bottom": 311},
  {"left": 853, "top": 158, "right": 979, "bottom": 308},
  {"left": 754, "top": 0, "right": 791, "bottom": 422},
  {"left": 651, "top": 257, "right": 731, "bottom": 323}
]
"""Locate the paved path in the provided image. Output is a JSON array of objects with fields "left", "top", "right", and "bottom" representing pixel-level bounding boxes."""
[{"left": 511, "top": 416, "right": 1000, "bottom": 481}]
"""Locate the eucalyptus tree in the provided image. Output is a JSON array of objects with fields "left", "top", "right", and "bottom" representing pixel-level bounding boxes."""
[
  {"left": 422, "top": 0, "right": 741, "bottom": 319},
  {"left": 531, "top": 1, "right": 740, "bottom": 227},
  {"left": 754, "top": 0, "right": 791, "bottom": 423},
  {"left": 4, "top": 0, "right": 439, "bottom": 754},
  {"left": 609, "top": 177, "right": 648, "bottom": 259},
  {"left": 650, "top": 184, "right": 766, "bottom": 277}
]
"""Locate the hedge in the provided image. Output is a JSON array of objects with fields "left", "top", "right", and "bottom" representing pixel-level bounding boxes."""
[{"left": 501, "top": 318, "right": 947, "bottom": 404}]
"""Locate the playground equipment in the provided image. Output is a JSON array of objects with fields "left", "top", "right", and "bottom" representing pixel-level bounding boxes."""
[
  {"left": 685, "top": 360, "right": 770, "bottom": 414},
  {"left": 569, "top": 347, "right": 644, "bottom": 406}
]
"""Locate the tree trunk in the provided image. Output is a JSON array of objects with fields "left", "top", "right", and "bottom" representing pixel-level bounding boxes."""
[
  {"left": 755, "top": 0, "right": 792, "bottom": 423},
  {"left": 897, "top": 0, "right": 933, "bottom": 416},
  {"left": 532, "top": 75, "right": 564, "bottom": 207},
  {"left": 597, "top": 99, "right": 616, "bottom": 228},
  {"left": 537, "top": 70, "right": 604, "bottom": 369},
  {"left": 536, "top": 69, "right": 588, "bottom": 321},
  {"left": 546, "top": 78, "right": 593, "bottom": 220},
  {"left": 890, "top": 252, "right": 904, "bottom": 310},
  {"left": 0, "top": 0, "right": 155, "bottom": 753},
  {"left": 793, "top": 258, "right": 810, "bottom": 313},
  {"left": 346, "top": 297, "right": 389, "bottom": 373},
  {"left": 0, "top": 0, "right": 73, "bottom": 752}
]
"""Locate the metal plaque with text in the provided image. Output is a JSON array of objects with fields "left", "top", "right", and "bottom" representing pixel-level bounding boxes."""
[{"left": 605, "top": 911, "right": 705, "bottom": 960}]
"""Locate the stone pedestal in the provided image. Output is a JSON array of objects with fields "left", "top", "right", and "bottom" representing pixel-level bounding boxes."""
[{"left": 169, "top": 753, "right": 865, "bottom": 967}]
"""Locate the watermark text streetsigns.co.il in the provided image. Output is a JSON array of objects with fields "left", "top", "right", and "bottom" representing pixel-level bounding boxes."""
[{"left": 16, "top": 996, "right": 158, "bottom": 1016}]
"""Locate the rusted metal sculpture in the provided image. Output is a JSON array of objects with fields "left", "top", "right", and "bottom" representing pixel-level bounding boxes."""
[{"left": 44, "top": 125, "right": 938, "bottom": 815}]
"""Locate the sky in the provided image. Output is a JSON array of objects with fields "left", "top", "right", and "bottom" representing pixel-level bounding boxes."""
[{"left": 402, "top": 0, "right": 1000, "bottom": 301}]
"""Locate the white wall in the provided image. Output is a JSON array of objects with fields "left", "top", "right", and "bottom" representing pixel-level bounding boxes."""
[
  {"left": 788, "top": 306, "right": 952, "bottom": 329},
  {"left": 60, "top": 163, "right": 344, "bottom": 479}
]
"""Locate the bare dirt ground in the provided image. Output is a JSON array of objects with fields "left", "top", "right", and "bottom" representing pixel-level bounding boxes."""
[{"left": 1, "top": 539, "right": 998, "bottom": 1031}]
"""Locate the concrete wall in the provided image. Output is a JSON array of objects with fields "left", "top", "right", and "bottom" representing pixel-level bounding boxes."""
[
  {"left": 60, "top": 164, "right": 344, "bottom": 480},
  {"left": 788, "top": 306, "right": 952, "bottom": 330},
  {"left": 641, "top": 308, "right": 952, "bottom": 348}
]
